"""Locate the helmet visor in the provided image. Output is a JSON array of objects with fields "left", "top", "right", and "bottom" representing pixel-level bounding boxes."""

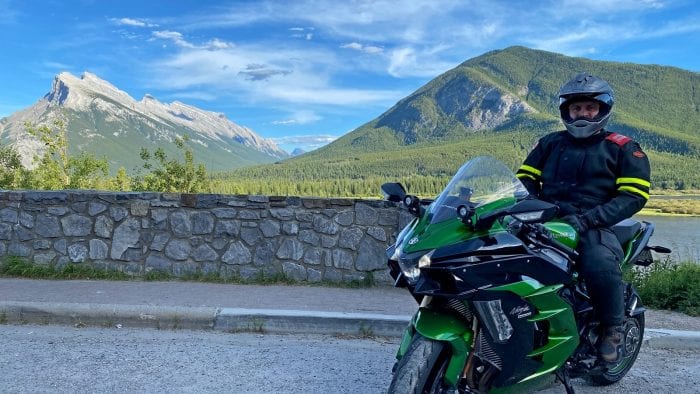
[{"left": 559, "top": 92, "right": 613, "bottom": 108}]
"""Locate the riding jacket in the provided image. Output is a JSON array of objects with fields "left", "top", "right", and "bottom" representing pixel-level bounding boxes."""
[{"left": 516, "top": 129, "right": 651, "bottom": 228}]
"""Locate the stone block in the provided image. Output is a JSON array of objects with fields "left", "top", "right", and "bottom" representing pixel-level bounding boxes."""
[
  {"left": 276, "top": 239, "right": 305, "bottom": 261},
  {"left": 130, "top": 200, "right": 150, "bottom": 216},
  {"left": 61, "top": 214, "right": 92, "bottom": 236},
  {"left": 222, "top": 241, "right": 252, "bottom": 265}
]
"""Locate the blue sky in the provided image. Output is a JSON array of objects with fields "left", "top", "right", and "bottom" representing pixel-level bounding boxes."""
[{"left": 1, "top": 0, "right": 699, "bottom": 153}]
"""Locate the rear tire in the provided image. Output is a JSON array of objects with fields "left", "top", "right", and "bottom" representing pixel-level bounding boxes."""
[
  {"left": 589, "top": 313, "right": 645, "bottom": 385},
  {"left": 388, "top": 334, "right": 450, "bottom": 394}
]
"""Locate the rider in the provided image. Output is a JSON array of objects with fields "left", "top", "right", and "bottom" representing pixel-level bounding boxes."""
[{"left": 515, "top": 73, "right": 651, "bottom": 363}]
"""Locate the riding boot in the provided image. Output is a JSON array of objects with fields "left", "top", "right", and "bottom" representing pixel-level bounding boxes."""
[{"left": 598, "top": 325, "right": 625, "bottom": 363}]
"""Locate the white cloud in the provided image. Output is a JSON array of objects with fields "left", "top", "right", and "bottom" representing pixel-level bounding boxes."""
[
  {"left": 239, "top": 64, "right": 292, "bottom": 81},
  {"left": 129, "top": 0, "right": 698, "bottom": 110},
  {"left": 138, "top": 0, "right": 696, "bottom": 80},
  {"left": 165, "top": 91, "right": 218, "bottom": 102},
  {"left": 112, "top": 17, "right": 157, "bottom": 28},
  {"left": 342, "top": 43, "right": 363, "bottom": 51},
  {"left": 387, "top": 47, "right": 416, "bottom": 77},
  {"left": 263, "top": 86, "right": 401, "bottom": 106},
  {"left": 271, "top": 134, "right": 339, "bottom": 146},
  {"left": 147, "top": 40, "right": 403, "bottom": 106},
  {"left": 42, "top": 61, "right": 73, "bottom": 71},
  {"left": 152, "top": 30, "right": 196, "bottom": 48},
  {"left": 342, "top": 42, "right": 384, "bottom": 54},
  {"left": 207, "top": 38, "right": 234, "bottom": 50},
  {"left": 557, "top": 0, "right": 665, "bottom": 12},
  {"left": 289, "top": 26, "right": 315, "bottom": 40},
  {"left": 272, "top": 111, "right": 322, "bottom": 125},
  {"left": 152, "top": 30, "right": 234, "bottom": 50}
]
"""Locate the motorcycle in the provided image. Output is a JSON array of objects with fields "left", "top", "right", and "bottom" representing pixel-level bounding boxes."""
[{"left": 382, "top": 156, "right": 670, "bottom": 393}]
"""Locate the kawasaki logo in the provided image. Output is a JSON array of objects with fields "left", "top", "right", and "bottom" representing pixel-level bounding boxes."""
[{"left": 408, "top": 237, "right": 419, "bottom": 245}]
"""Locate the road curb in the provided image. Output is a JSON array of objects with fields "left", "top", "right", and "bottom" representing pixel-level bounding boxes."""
[
  {"left": 645, "top": 328, "right": 700, "bottom": 350},
  {"left": 2, "top": 301, "right": 698, "bottom": 349},
  {"left": 214, "top": 308, "right": 411, "bottom": 337},
  {"left": 0, "top": 301, "right": 412, "bottom": 337},
  {"left": 0, "top": 301, "right": 217, "bottom": 331}
]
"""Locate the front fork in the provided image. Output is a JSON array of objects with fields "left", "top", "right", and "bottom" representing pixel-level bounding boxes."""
[{"left": 396, "top": 307, "right": 474, "bottom": 388}]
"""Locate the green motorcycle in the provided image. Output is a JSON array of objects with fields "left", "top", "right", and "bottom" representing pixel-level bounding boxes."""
[{"left": 383, "top": 156, "right": 670, "bottom": 394}]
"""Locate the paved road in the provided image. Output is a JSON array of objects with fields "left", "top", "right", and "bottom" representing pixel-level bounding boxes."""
[
  {"left": 0, "top": 324, "right": 398, "bottom": 393},
  {"left": 1, "top": 324, "right": 698, "bottom": 394}
]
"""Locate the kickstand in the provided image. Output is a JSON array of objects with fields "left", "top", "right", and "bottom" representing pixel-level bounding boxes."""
[{"left": 555, "top": 369, "right": 575, "bottom": 394}]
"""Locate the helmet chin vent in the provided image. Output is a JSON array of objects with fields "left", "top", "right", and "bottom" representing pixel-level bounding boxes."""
[{"left": 564, "top": 115, "right": 610, "bottom": 139}]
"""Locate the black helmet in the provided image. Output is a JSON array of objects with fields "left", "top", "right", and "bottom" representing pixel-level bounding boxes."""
[{"left": 558, "top": 73, "right": 614, "bottom": 139}]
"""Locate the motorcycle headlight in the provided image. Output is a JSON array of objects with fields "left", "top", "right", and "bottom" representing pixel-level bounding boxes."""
[
  {"left": 400, "top": 264, "right": 421, "bottom": 282},
  {"left": 398, "top": 250, "right": 435, "bottom": 283},
  {"left": 418, "top": 250, "right": 434, "bottom": 268}
]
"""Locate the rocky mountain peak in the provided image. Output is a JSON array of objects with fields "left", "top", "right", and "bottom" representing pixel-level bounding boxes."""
[
  {"left": 46, "top": 71, "right": 136, "bottom": 110},
  {"left": 1, "top": 71, "right": 289, "bottom": 170}
]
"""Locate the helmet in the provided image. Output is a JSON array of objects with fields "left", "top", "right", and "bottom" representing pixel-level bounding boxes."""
[{"left": 558, "top": 73, "right": 614, "bottom": 139}]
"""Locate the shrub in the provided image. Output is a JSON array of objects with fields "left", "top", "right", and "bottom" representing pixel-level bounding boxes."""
[{"left": 627, "top": 259, "right": 700, "bottom": 316}]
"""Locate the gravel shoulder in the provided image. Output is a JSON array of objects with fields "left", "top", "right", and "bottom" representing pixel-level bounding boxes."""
[{"left": 644, "top": 309, "right": 700, "bottom": 331}]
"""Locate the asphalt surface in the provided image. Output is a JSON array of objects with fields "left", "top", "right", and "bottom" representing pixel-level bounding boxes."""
[{"left": 1, "top": 278, "right": 699, "bottom": 349}]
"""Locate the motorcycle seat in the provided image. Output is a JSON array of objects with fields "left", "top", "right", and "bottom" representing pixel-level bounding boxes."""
[{"left": 611, "top": 219, "right": 642, "bottom": 245}]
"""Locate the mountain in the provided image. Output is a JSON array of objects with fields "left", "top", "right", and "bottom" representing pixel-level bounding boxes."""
[
  {"left": 0, "top": 72, "right": 289, "bottom": 172},
  {"left": 291, "top": 148, "right": 306, "bottom": 156},
  {"left": 322, "top": 46, "right": 699, "bottom": 155},
  {"left": 226, "top": 46, "right": 700, "bottom": 194}
]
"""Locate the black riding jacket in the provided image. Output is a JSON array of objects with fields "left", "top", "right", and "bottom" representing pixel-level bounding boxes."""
[{"left": 516, "top": 129, "right": 651, "bottom": 228}]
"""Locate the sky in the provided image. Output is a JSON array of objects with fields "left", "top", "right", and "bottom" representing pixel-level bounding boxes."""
[{"left": 0, "top": 0, "right": 699, "bottom": 154}]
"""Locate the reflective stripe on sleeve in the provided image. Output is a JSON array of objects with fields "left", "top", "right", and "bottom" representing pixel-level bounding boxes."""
[
  {"left": 518, "top": 165, "right": 542, "bottom": 176},
  {"left": 616, "top": 177, "right": 651, "bottom": 188},
  {"left": 618, "top": 186, "right": 649, "bottom": 200},
  {"left": 516, "top": 173, "right": 536, "bottom": 181}
]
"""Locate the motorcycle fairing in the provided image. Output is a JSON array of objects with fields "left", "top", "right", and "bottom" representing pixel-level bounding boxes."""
[
  {"left": 412, "top": 308, "right": 473, "bottom": 388},
  {"left": 469, "top": 290, "right": 541, "bottom": 387},
  {"left": 489, "top": 281, "right": 580, "bottom": 384},
  {"left": 411, "top": 252, "right": 573, "bottom": 299}
]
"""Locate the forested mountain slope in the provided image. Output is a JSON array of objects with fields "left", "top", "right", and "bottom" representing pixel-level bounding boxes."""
[{"left": 218, "top": 46, "right": 700, "bottom": 196}]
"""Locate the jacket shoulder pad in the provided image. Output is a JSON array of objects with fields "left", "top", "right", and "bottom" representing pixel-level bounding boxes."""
[{"left": 605, "top": 132, "right": 632, "bottom": 146}]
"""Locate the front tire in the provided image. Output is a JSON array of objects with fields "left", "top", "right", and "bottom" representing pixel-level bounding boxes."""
[
  {"left": 589, "top": 313, "right": 645, "bottom": 385},
  {"left": 388, "top": 334, "right": 451, "bottom": 394}
]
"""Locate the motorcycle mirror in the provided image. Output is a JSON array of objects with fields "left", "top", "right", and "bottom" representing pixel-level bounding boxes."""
[
  {"left": 403, "top": 194, "right": 422, "bottom": 217},
  {"left": 381, "top": 182, "right": 406, "bottom": 202}
]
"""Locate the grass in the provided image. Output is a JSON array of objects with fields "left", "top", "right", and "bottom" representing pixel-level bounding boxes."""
[
  {"left": 0, "top": 256, "right": 131, "bottom": 280},
  {"left": 626, "top": 259, "right": 700, "bottom": 316},
  {"left": 642, "top": 198, "right": 700, "bottom": 216},
  {"left": 0, "top": 256, "right": 377, "bottom": 289}
]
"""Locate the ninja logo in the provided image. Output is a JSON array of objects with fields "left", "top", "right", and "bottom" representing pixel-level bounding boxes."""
[{"left": 509, "top": 305, "right": 533, "bottom": 319}]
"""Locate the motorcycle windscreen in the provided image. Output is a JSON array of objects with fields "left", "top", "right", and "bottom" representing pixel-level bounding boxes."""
[{"left": 427, "top": 156, "right": 529, "bottom": 224}]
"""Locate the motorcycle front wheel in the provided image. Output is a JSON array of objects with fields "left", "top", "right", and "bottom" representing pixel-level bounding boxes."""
[
  {"left": 589, "top": 313, "right": 645, "bottom": 385},
  {"left": 388, "top": 334, "right": 451, "bottom": 394}
]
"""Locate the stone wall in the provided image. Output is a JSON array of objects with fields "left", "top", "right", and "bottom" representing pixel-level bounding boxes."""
[{"left": 0, "top": 191, "right": 410, "bottom": 285}]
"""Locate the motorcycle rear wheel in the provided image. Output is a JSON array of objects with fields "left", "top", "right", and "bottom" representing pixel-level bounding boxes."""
[
  {"left": 388, "top": 334, "right": 451, "bottom": 394},
  {"left": 589, "top": 313, "right": 645, "bottom": 385}
]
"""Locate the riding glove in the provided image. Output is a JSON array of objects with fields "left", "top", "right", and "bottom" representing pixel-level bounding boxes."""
[{"left": 562, "top": 214, "right": 589, "bottom": 233}]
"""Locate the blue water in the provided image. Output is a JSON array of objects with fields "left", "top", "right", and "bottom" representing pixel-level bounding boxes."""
[{"left": 633, "top": 215, "right": 700, "bottom": 263}]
